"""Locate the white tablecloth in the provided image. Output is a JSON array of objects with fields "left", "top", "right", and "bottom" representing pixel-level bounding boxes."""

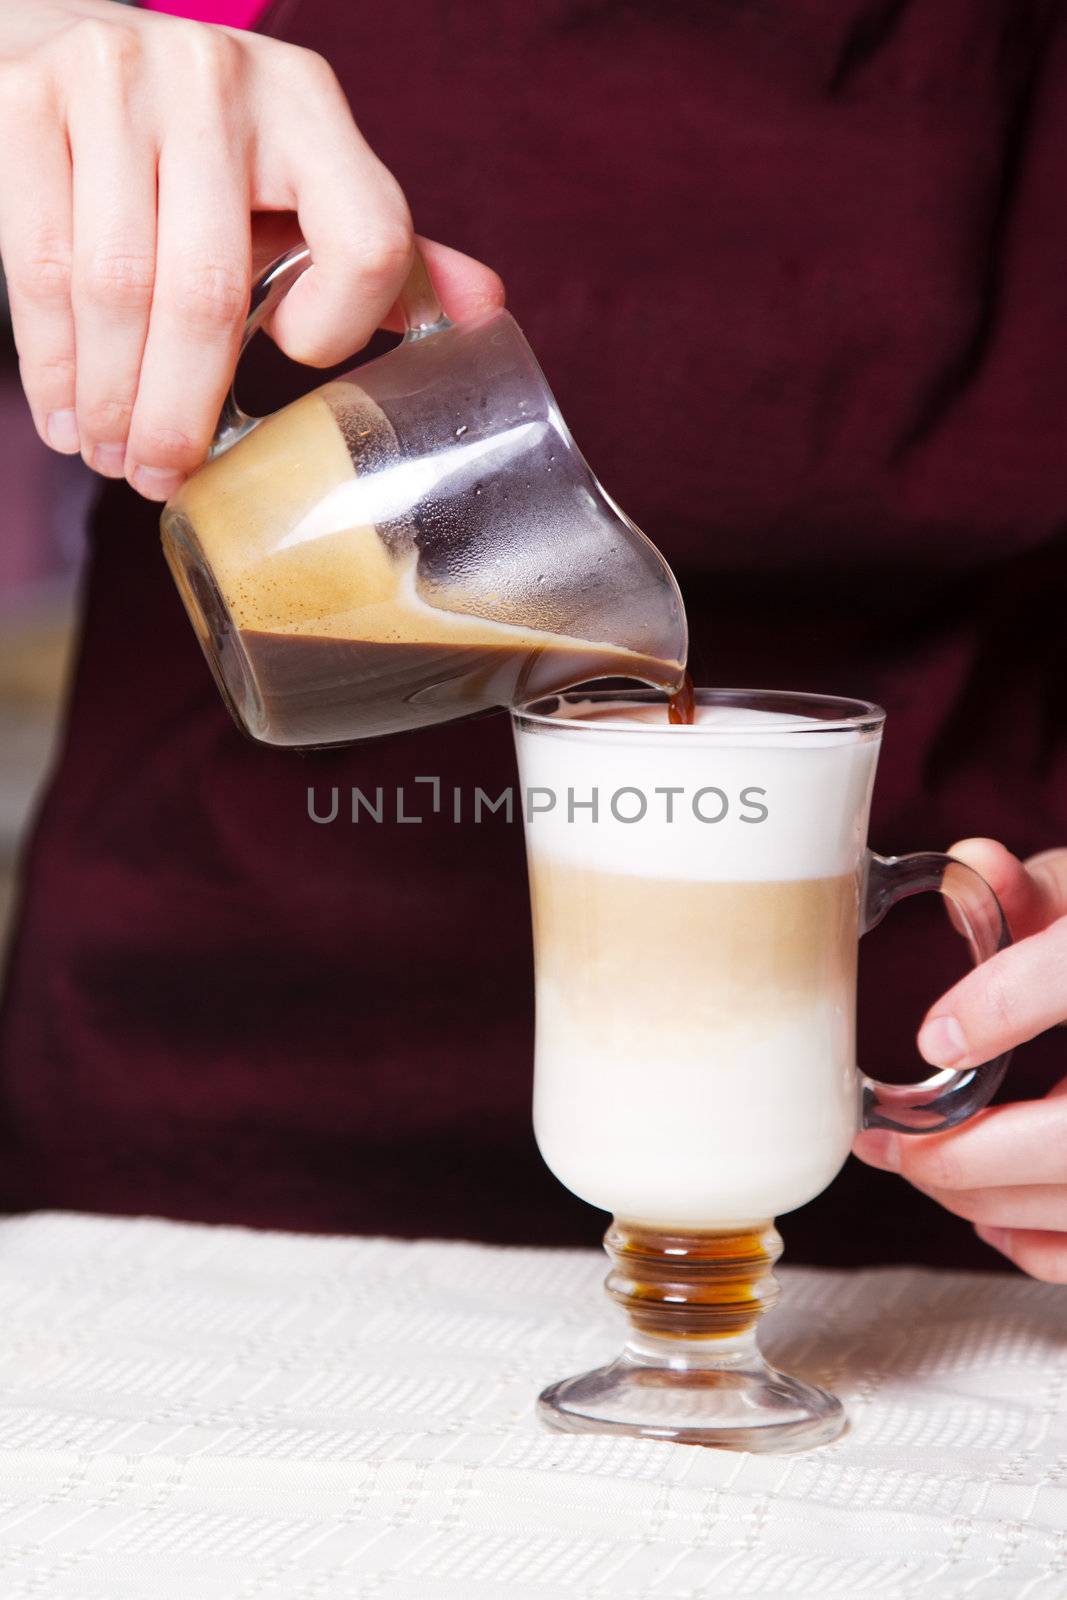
[{"left": 0, "top": 1213, "right": 1061, "bottom": 1598}]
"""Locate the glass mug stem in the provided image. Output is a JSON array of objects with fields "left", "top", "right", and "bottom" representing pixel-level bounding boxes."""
[
  {"left": 541, "top": 1221, "right": 846, "bottom": 1452},
  {"left": 602, "top": 1220, "right": 782, "bottom": 1341}
]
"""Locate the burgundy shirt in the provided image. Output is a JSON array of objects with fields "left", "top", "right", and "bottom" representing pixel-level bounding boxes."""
[{"left": 1, "top": 0, "right": 1065, "bottom": 1266}]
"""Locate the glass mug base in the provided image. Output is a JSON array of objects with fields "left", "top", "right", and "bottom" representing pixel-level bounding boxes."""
[
  {"left": 538, "top": 1352, "right": 845, "bottom": 1454},
  {"left": 537, "top": 1221, "right": 846, "bottom": 1453}
]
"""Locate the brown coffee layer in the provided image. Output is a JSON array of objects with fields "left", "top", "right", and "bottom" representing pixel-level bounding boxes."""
[
  {"left": 238, "top": 630, "right": 680, "bottom": 745},
  {"left": 529, "top": 864, "right": 859, "bottom": 1021}
]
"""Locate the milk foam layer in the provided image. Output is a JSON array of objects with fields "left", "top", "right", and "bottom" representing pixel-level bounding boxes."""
[
  {"left": 515, "top": 701, "right": 881, "bottom": 883},
  {"left": 514, "top": 698, "right": 882, "bottom": 1229}
]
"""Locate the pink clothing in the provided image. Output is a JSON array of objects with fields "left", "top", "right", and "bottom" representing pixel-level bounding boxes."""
[{"left": 144, "top": 0, "right": 266, "bottom": 28}]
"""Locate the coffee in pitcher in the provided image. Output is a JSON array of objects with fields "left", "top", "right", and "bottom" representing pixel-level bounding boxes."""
[
  {"left": 161, "top": 251, "right": 688, "bottom": 748},
  {"left": 165, "top": 380, "right": 684, "bottom": 746}
]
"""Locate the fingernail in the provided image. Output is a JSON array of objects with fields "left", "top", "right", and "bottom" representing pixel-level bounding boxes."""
[
  {"left": 46, "top": 410, "right": 80, "bottom": 453},
  {"left": 129, "top": 465, "right": 184, "bottom": 502},
  {"left": 853, "top": 1130, "right": 901, "bottom": 1171},
  {"left": 918, "top": 1014, "right": 967, "bottom": 1067},
  {"left": 92, "top": 444, "right": 127, "bottom": 478},
  {"left": 976, "top": 1224, "right": 1011, "bottom": 1255}
]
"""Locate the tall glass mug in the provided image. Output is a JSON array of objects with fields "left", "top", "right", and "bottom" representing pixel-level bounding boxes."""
[
  {"left": 512, "top": 689, "right": 1012, "bottom": 1452},
  {"left": 160, "top": 248, "right": 685, "bottom": 747}
]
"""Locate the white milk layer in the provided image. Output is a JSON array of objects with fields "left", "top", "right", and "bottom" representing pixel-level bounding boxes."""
[
  {"left": 530, "top": 982, "right": 859, "bottom": 1227},
  {"left": 513, "top": 700, "right": 882, "bottom": 1227},
  {"left": 513, "top": 701, "right": 880, "bottom": 882}
]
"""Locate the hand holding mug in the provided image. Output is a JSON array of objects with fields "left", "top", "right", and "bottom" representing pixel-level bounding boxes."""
[{"left": 855, "top": 839, "right": 1067, "bottom": 1281}]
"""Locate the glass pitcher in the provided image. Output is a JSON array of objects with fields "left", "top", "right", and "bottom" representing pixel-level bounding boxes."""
[{"left": 160, "top": 248, "right": 687, "bottom": 747}]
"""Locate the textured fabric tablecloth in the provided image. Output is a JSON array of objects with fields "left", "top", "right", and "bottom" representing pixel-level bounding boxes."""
[{"left": 0, "top": 1213, "right": 1062, "bottom": 1598}]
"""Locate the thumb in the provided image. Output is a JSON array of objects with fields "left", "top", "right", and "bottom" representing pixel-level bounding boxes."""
[{"left": 916, "top": 917, "right": 1067, "bottom": 1071}]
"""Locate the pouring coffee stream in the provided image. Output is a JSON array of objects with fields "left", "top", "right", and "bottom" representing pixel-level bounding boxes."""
[
  {"left": 161, "top": 247, "right": 689, "bottom": 744},
  {"left": 668, "top": 672, "right": 697, "bottom": 726}
]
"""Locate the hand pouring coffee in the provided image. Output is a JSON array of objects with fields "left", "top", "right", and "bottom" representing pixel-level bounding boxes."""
[{"left": 161, "top": 248, "right": 688, "bottom": 745}]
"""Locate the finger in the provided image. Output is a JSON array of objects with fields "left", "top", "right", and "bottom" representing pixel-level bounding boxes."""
[
  {"left": 909, "top": 1181, "right": 1067, "bottom": 1231},
  {"left": 948, "top": 838, "right": 1066, "bottom": 940},
  {"left": 127, "top": 52, "right": 252, "bottom": 497},
  {"left": 0, "top": 66, "right": 79, "bottom": 452},
  {"left": 376, "top": 237, "right": 506, "bottom": 333},
  {"left": 974, "top": 1224, "right": 1067, "bottom": 1284},
  {"left": 251, "top": 222, "right": 506, "bottom": 335},
  {"left": 255, "top": 52, "right": 414, "bottom": 366},
  {"left": 854, "top": 1094, "right": 1067, "bottom": 1188},
  {"left": 912, "top": 917, "right": 1067, "bottom": 1072},
  {"left": 1024, "top": 849, "right": 1067, "bottom": 922},
  {"left": 67, "top": 66, "right": 158, "bottom": 478}
]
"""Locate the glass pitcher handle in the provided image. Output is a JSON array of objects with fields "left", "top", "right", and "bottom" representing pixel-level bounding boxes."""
[
  {"left": 211, "top": 244, "right": 452, "bottom": 457},
  {"left": 860, "top": 850, "right": 1012, "bottom": 1134}
]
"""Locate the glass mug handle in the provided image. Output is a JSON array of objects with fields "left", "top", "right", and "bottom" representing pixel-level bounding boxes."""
[
  {"left": 860, "top": 851, "right": 1012, "bottom": 1134},
  {"left": 211, "top": 244, "right": 452, "bottom": 457}
]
